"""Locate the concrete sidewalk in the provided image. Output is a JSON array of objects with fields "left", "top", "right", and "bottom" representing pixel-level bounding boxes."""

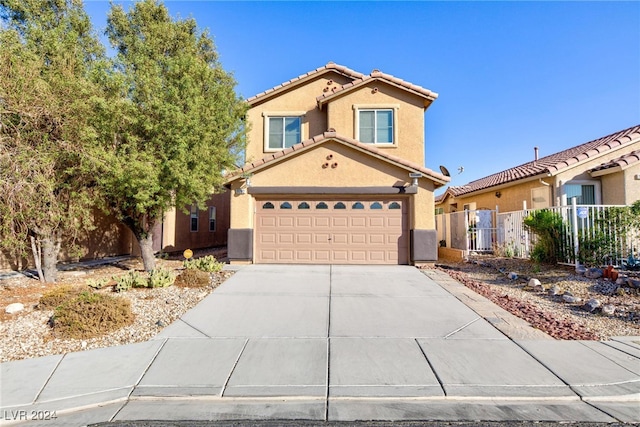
[{"left": 1, "top": 265, "right": 639, "bottom": 426}]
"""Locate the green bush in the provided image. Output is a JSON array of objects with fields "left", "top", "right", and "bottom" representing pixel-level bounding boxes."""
[
  {"left": 524, "top": 209, "right": 564, "bottom": 264},
  {"left": 174, "top": 268, "right": 211, "bottom": 288},
  {"left": 148, "top": 268, "right": 175, "bottom": 288},
  {"left": 183, "top": 255, "right": 223, "bottom": 273},
  {"left": 51, "top": 291, "right": 134, "bottom": 339},
  {"left": 87, "top": 278, "right": 110, "bottom": 290},
  {"left": 113, "top": 271, "right": 147, "bottom": 292}
]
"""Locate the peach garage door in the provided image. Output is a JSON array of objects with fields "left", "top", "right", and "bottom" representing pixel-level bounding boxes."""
[{"left": 255, "top": 199, "right": 408, "bottom": 264}]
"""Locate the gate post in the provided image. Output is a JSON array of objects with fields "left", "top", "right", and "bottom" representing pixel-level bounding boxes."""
[{"left": 571, "top": 197, "right": 579, "bottom": 267}]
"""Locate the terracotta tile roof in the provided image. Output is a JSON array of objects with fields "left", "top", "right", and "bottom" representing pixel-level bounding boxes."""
[
  {"left": 317, "top": 69, "right": 438, "bottom": 108},
  {"left": 226, "top": 131, "right": 450, "bottom": 187},
  {"left": 246, "top": 62, "right": 364, "bottom": 106},
  {"left": 442, "top": 124, "right": 640, "bottom": 197},
  {"left": 590, "top": 149, "right": 640, "bottom": 173}
]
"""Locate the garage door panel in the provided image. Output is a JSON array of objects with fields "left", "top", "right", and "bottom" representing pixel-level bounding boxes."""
[
  {"left": 260, "top": 233, "right": 276, "bottom": 244},
  {"left": 369, "top": 234, "right": 385, "bottom": 244},
  {"left": 332, "top": 250, "right": 348, "bottom": 261},
  {"left": 296, "top": 217, "right": 312, "bottom": 227},
  {"left": 351, "top": 234, "right": 366, "bottom": 244},
  {"left": 332, "top": 217, "right": 348, "bottom": 228},
  {"left": 315, "top": 233, "right": 331, "bottom": 244},
  {"left": 315, "top": 250, "right": 330, "bottom": 262},
  {"left": 315, "top": 217, "right": 330, "bottom": 227},
  {"left": 351, "top": 217, "right": 366, "bottom": 228},
  {"left": 280, "top": 233, "right": 296, "bottom": 244},
  {"left": 260, "top": 217, "right": 276, "bottom": 227},
  {"left": 369, "top": 217, "right": 385, "bottom": 228},
  {"left": 351, "top": 251, "right": 367, "bottom": 262},
  {"left": 278, "top": 217, "right": 294, "bottom": 227},
  {"left": 333, "top": 233, "right": 348, "bottom": 244},
  {"left": 260, "top": 250, "right": 276, "bottom": 261},
  {"left": 369, "top": 251, "right": 386, "bottom": 261},
  {"left": 297, "top": 233, "right": 312, "bottom": 244},
  {"left": 256, "top": 198, "right": 408, "bottom": 264}
]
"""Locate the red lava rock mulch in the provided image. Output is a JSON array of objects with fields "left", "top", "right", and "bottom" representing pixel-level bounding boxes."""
[{"left": 441, "top": 267, "right": 600, "bottom": 340}]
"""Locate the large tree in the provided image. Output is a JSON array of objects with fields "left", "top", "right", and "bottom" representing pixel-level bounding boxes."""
[
  {"left": 0, "top": 0, "right": 104, "bottom": 282},
  {"left": 98, "top": 0, "right": 246, "bottom": 271}
]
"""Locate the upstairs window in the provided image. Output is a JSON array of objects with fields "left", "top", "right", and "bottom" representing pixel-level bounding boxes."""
[
  {"left": 359, "top": 109, "right": 393, "bottom": 144},
  {"left": 267, "top": 117, "right": 301, "bottom": 150}
]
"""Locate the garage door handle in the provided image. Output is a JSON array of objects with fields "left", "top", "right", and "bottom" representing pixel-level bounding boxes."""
[{"left": 328, "top": 237, "right": 332, "bottom": 241}]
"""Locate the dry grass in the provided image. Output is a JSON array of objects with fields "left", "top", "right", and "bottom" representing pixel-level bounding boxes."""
[
  {"left": 38, "top": 284, "right": 86, "bottom": 310},
  {"left": 174, "top": 268, "right": 211, "bottom": 288},
  {"left": 51, "top": 291, "right": 134, "bottom": 340}
]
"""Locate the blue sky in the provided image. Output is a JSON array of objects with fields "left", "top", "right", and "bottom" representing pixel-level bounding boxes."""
[{"left": 84, "top": 1, "right": 640, "bottom": 193}]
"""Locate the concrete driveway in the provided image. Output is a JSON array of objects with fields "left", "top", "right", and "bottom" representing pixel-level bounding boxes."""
[{"left": 1, "top": 265, "right": 639, "bottom": 425}]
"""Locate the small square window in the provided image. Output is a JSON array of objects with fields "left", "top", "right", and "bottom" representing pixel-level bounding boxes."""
[
  {"left": 208, "top": 206, "right": 216, "bottom": 232},
  {"left": 268, "top": 117, "right": 301, "bottom": 150},
  {"left": 359, "top": 109, "right": 393, "bottom": 144},
  {"left": 190, "top": 205, "right": 199, "bottom": 232}
]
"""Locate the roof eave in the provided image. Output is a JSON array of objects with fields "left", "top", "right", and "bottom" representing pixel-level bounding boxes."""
[{"left": 452, "top": 172, "right": 552, "bottom": 199}]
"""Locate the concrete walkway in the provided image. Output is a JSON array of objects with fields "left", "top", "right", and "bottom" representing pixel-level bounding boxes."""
[{"left": 1, "top": 265, "right": 639, "bottom": 426}]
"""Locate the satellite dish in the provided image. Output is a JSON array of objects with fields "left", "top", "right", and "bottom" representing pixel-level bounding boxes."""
[{"left": 439, "top": 165, "right": 451, "bottom": 177}]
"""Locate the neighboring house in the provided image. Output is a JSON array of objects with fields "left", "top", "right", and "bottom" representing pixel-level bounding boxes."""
[
  {"left": 0, "top": 192, "right": 230, "bottom": 271},
  {"left": 153, "top": 191, "right": 230, "bottom": 253},
  {"left": 436, "top": 124, "right": 640, "bottom": 214},
  {"left": 224, "top": 63, "right": 449, "bottom": 265}
]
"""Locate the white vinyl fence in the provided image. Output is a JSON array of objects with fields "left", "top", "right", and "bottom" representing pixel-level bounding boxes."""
[{"left": 437, "top": 199, "right": 639, "bottom": 267}]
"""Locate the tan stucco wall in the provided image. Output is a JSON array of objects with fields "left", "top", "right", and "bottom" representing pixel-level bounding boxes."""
[
  {"left": 245, "top": 71, "right": 352, "bottom": 164},
  {"left": 229, "top": 141, "right": 437, "bottom": 229},
  {"left": 325, "top": 82, "right": 426, "bottom": 165},
  {"left": 624, "top": 165, "right": 640, "bottom": 204},
  {"left": 440, "top": 179, "right": 552, "bottom": 214},
  {"left": 601, "top": 164, "right": 640, "bottom": 205}
]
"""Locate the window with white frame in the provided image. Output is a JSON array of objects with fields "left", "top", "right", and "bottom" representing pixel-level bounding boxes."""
[
  {"left": 208, "top": 206, "right": 216, "bottom": 232},
  {"left": 190, "top": 205, "right": 198, "bottom": 232},
  {"left": 358, "top": 109, "right": 394, "bottom": 144},
  {"left": 267, "top": 116, "right": 301, "bottom": 150}
]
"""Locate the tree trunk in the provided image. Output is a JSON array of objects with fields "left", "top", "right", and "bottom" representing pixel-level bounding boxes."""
[
  {"left": 29, "top": 235, "right": 45, "bottom": 283},
  {"left": 137, "top": 233, "right": 156, "bottom": 272},
  {"left": 41, "top": 236, "right": 60, "bottom": 283}
]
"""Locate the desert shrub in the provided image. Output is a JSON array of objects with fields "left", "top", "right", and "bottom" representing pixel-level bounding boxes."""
[
  {"left": 148, "top": 268, "right": 175, "bottom": 288},
  {"left": 174, "top": 268, "right": 211, "bottom": 288},
  {"left": 524, "top": 210, "right": 564, "bottom": 264},
  {"left": 113, "top": 271, "right": 147, "bottom": 292},
  {"left": 51, "top": 291, "right": 134, "bottom": 339},
  {"left": 38, "top": 285, "right": 85, "bottom": 310},
  {"left": 183, "top": 255, "right": 223, "bottom": 273}
]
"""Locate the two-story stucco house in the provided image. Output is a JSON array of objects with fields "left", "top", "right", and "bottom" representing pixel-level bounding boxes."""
[{"left": 224, "top": 63, "right": 449, "bottom": 265}]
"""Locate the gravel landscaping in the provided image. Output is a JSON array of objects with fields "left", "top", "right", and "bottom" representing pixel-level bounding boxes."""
[
  {"left": 2, "top": 254, "right": 639, "bottom": 363},
  {"left": 0, "top": 254, "right": 233, "bottom": 363},
  {"left": 434, "top": 255, "right": 640, "bottom": 340}
]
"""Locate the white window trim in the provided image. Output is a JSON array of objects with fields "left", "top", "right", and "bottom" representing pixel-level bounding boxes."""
[
  {"left": 353, "top": 104, "right": 399, "bottom": 146},
  {"left": 262, "top": 111, "right": 306, "bottom": 152},
  {"left": 208, "top": 206, "right": 216, "bottom": 232},
  {"left": 560, "top": 180, "right": 601, "bottom": 205},
  {"left": 190, "top": 205, "right": 199, "bottom": 232}
]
